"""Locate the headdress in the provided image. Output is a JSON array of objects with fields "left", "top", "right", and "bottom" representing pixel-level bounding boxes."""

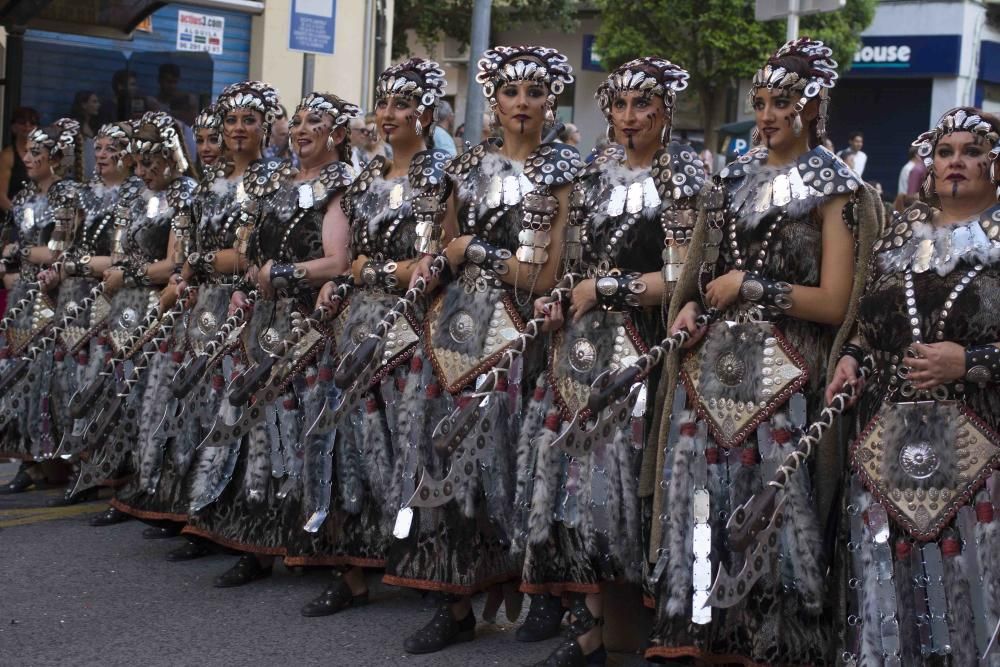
[
  {"left": 476, "top": 45, "right": 574, "bottom": 123},
  {"left": 28, "top": 118, "right": 81, "bottom": 177},
  {"left": 596, "top": 57, "right": 688, "bottom": 144},
  {"left": 751, "top": 37, "right": 838, "bottom": 142},
  {"left": 194, "top": 105, "right": 222, "bottom": 132},
  {"left": 295, "top": 92, "right": 363, "bottom": 129},
  {"left": 912, "top": 108, "right": 1000, "bottom": 199},
  {"left": 95, "top": 121, "right": 133, "bottom": 172},
  {"left": 375, "top": 58, "right": 447, "bottom": 136},
  {"left": 130, "top": 111, "right": 189, "bottom": 176},
  {"left": 216, "top": 80, "right": 281, "bottom": 140}
]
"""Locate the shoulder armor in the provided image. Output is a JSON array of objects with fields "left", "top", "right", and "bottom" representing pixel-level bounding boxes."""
[
  {"left": 244, "top": 159, "right": 292, "bottom": 200},
  {"left": 445, "top": 139, "right": 501, "bottom": 180},
  {"left": 793, "top": 146, "right": 862, "bottom": 197},
  {"left": 165, "top": 176, "right": 196, "bottom": 211},
  {"left": 48, "top": 179, "right": 81, "bottom": 208},
  {"left": 717, "top": 147, "right": 767, "bottom": 180},
  {"left": 523, "top": 142, "right": 583, "bottom": 190},
  {"left": 873, "top": 202, "right": 932, "bottom": 254},
  {"left": 408, "top": 148, "right": 451, "bottom": 196},
  {"left": 318, "top": 161, "right": 355, "bottom": 198},
  {"left": 342, "top": 154, "right": 388, "bottom": 217},
  {"left": 579, "top": 144, "right": 624, "bottom": 179},
  {"left": 11, "top": 184, "right": 34, "bottom": 209},
  {"left": 118, "top": 176, "right": 146, "bottom": 206},
  {"left": 653, "top": 141, "right": 707, "bottom": 203}
]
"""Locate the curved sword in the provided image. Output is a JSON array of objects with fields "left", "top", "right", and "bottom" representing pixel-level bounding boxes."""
[{"left": 703, "top": 356, "right": 873, "bottom": 610}]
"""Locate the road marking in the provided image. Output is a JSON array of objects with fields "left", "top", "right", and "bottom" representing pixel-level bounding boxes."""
[{"left": 0, "top": 503, "right": 102, "bottom": 528}]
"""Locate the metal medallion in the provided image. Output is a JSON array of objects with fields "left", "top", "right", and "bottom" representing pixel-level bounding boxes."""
[
  {"left": 259, "top": 327, "right": 280, "bottom": 353},
  {"left": 119, "top": 307, "right": 137, "bottom": 328},
  {"left": 298, "top": 183, "right": 314, "bottom": 209},
  {"left": 899, "top": 440, "right": 940, "bottom": 480},
  {"left": 448, "top": 310, "right": 476, "bottom": 343},
  {"left": 568, "top": 338, "right": 597, "bottom": 373},
  {"left": 388, "top": 183, "right": 405, "bottom": 210},
  {"left": 197, "top": 310, "right": 218, "bottom": 336},
  {"left": 351, "top": 322, "right": 371, "bottom": 345},
  {"left": 23, "top": 207, "right": 35, "bottom": 230},
  {"left": 146, "top": 195, "right": 161, "bottom": 219},
  {"left": 714, "top": 351, "right": 747, "bottom": 387}
]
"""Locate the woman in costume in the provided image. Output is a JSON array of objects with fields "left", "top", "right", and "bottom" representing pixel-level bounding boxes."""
[
  {"left": 522, "top": 57, "right": 705, "bottom": 666},
  {"left": 81, "top": 111, "right": 196, "bottom": 527},
  {"left": 645, "top": 38, "right": 881, "bottom": 664},
  {"left": 192, "top": 105, "right": 225, "bottom": 176},
  {"left": 108, "top": 83, "right": 276, "bottom": 550},
  {"left": 0, "top": 118, "right": 82, "bottom": 493},
  {"left": 384, "top": 46, "right": 581, "bottom": 655},
  {"left": 44, "top": 121, "right": 143, "bottom": 505},
  {"left": 826, "top": 108, "right": 1000, "bottom": 665},
  {"left": 182, "top": 89, "right": 356, "bottom": 588},
  {"left": 290, "top": 60, "right": 451, "bottom": 615}
]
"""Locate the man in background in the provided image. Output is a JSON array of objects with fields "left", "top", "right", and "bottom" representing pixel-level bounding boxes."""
[
  {"left": 838, "top": 131, "right": 867, "bottom": 177},
  {"left": 432, "top": 100, "right": 457, "bottom": 156}
]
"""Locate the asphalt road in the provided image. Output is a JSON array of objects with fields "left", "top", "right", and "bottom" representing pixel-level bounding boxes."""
[{"left": 0, "top": 462, "right": 652, "bottom": 667}]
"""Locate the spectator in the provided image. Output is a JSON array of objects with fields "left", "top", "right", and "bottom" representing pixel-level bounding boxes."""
[
  {"left": 838, "top": 131, "right": 867, "bottom": 177},
  {"left": 0, "top": 106, "right": 39, "bottom": 212},
  {"left": 907, "top": 154, "right": 928, "bottom": 197},
  {"left": 558, "top": 122, "right": 581, "bottom": 146},
  {"left": 432, "top": 100, "right": 457, "bottom": 156},
  {"left": 351, "top": 113, "right": 391, "bottom": 172},
  {"left": 104, "top": 69, "right": 150, "bottom": 122},
  {"left": 70, "top": 90, "right": 101, "bottom": 176},
  {"left": 264, "top": 103, "right": 297, "bottom": 167},
  {"left": 152, "top": 63, "right": 198, "bottom": 126},
  {"left": 699, "top": 146, "right": 715, "bottom": 175},
  {"left": 897, "top": 146, "right": 922, "bottom": 196}
]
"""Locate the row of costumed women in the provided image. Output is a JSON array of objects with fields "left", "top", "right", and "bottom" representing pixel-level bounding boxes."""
[{"left": 2, "top": 36, "right": 999, "bottom": 666}]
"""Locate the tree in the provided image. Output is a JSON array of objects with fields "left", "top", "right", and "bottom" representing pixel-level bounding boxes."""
[
  {"left": 594, "top": 0, "right": 877, "bottom": 149},
  {"left": 392, "top": 0, "right": 579, "bottom": 59}
]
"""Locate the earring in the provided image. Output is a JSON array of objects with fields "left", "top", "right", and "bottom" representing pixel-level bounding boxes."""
[
  {"left": 751, "top": 127, "right": 761, "bottom": 146},
  {"left": 287, "top": 136, "right": 294, "bottom": 154},
  {"left": 49, "top": 165, "right": 56, "bottom": 177},
  {"left": 605, "top": 122, "right": 615, "bottom": 143},
  {"left": 792, "top": 114, "right": 803, "bottom": 137},
  {"left": 660, "top": 125, "right": 670, "bottom": 146},
  {"left": 163, "top": 165, "right": 171, "bottom": 179},
  {"left": 414, "top": 119, "right": 423, "bottom": 136},
  {"left": 326, "top": 134, "right": 335, "bottom": 152},
  {"left": 545, "top": 103, "right": 555, "bottom": 124}
]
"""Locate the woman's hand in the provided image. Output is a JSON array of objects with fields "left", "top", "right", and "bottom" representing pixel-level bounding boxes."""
[
  {"left": 102, "top": 267, "right": 124, "bottom": 295},
  {"left": 229, "top": 290, "right": 250, "bottom": 316},
  {"left": 670, "top": 300, "right": 707, "bottom": 349},
  {"left": 444, "top": 235, "right": 472, "bottom": 273},
  {"left": 408, "top": 254, "right": 438, "bottom": 291},
  {"left": 903, "top": 342, "right": 966, "bottom": 390},
  {"left": 534, "top": 295, "right": 565, "bottom": 333},
  {"left": 37, "top": 268, "right": 60, "bottom": 291},
  {"left": 704, "top": 270, "right": 746, "bottom": 311},
  {"left": 825, "top": 355, "right": 863, "bottom": 407},
  {"left": 316, "top": 281, "right": 341, "bottom": 310},
  {"left": 567, "top": 278, "right": 597, "bottom": 325},
  {"left": 350, "top": 255, "right": 368, "bottom": 286},
  {"left": 257, "top": 260, "right": 274, "bottom": 299}
]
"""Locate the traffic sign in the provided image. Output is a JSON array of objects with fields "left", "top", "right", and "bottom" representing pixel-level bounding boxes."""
[{"left": 289, "top": 0, "right": 336, "bottom": 55}]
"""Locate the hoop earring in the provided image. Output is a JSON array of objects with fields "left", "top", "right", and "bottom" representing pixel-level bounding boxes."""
[
  {"left": 751, "top": 127, "right": 761, "bottom": 146},
  {"left": 660, "top": 124, "right": 670, "bottom": 146}
]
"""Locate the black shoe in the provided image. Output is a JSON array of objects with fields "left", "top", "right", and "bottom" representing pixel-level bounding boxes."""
[
  {"left": 47, "top": 486, "right": 98, "bottom": 507},
  {"left": 89, "top": 506, "right": 130, "bottom": 527},
  {"left": 0, "top": 464, "right": 35, "bottom": 494},
  {"left": 516, "top": 594, "right": 567, "bottom": 642},
  {"left": 166, "top": 538, "right": 213, "bottom": 562},
  {"left": 142, "top": 525, "right": 181, "bottom": 540},
  {"left": 402, "top": 604, "right": 476, "bottom": 655},
  {"left": 533, "top": 640, "right": 607, "bottom": 667},
  {"left": 213, "top": 554, "right": 272, "bottom": 588},
  {"left": 300, "top": 577, "right": 369, "bottom": 617}
]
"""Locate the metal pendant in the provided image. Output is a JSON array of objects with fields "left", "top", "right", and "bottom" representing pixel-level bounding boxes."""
[
  {"left": 23, "top": 207, "right": 35, "bottom": 230},
  {"left": 913, "top": 239, "right": 934, "bottom": 274},
  {"left": 918, "top": 541, "right": 951, "bottom": 655},
  {"left": 772, "top": 173, "right": 792, "bottom": 207},
  {"left": 518, "top": 173, "right": 535, "bottom": 198},
  {"left": 503, "top": 175, "right": 521, "bottom": 206},
  {"left": 626, "top": 182, "right": 644, "bottom": 215},
  {"left": 393, "top": 506, "right": 414, "bottom": 539},
  {"left": 298, "top": 183, "right": 314, "bottom": 209},
  {"left": 607, "top": 185, "right": 626, "bottom": 217},
  {"left": 790, "top": 392, "right": 807, "bottom": 429},
  {"left": 235, "top": 180, "right": 248, "bottom": 203},
  {"left": 568, "top": 338, "right": 597, "bottom": 373},
  {"left": 789, "top": 166, "right": 809, "bottom": 200},
  {"left": 865, "top": 502, "right": 902, "bottom": 664},
  {"left": 691, "top": 427, "right": 712, "bottom": 625},
  {"left": 754, "top": 179, "right": 773, "bottom": 214},
  {"left": 448, "top": 310, "right": 476, "bottom": 343},
  {"left": 146, "top": 195, "right": 161, "bottom": 219},
  {"left": 486, "top": 175, "right": 503, "bottom": 209},
  {"left": 388, "top": 183, "right": 405, "bottom": 210},
  {"left": 642, "top": 176, "right": 661, "bottom": 209}
]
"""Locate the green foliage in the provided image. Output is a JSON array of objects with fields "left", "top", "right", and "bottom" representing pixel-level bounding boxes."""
[
  {"left": 393, "top": 0, "right": 580, "bottom": 59},
  {"left": 594, "top": 0, "right": 877, "bottom": 92}
]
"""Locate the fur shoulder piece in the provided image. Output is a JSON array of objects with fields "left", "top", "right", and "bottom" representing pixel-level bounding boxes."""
[
  {"left": 317, "top": 161, "right": 355, "bottom": 200},
  {"left": 408, "top": 148, "right": 451, "bottom": 196},
  {"left": 523, "top": 142, "right": 584, "bottom": 190},
  {"left": 48, "top": 178, "right": 82, "bottom": 208},
  {"left": 446, "top": 139, "right": 502, "bottom": 180},
  {"left": 197, "top": 158, "right": 232, "bottom": 191},
  {"left": 580, "top": 144, "right": 625, "bottom": 179},
  {"left": 653, "top": 140, "right": 707, "bottom": 204},
  {"left": 117, "top": 175, "right": 146, "bottom": 207},
  {"left": 244, "top": 158, "right": 294, "bottom": 200},
  {"left": 877, "top": 201, "right": 1000, "bottom": 275},
  {"left": 165, "top": 176, "right": 196, "bottom": 211},
  {"left": 342, "top": 154, "right": 388, "bottom": 217}
]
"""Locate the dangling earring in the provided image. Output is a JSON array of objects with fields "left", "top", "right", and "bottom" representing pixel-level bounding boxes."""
[
  {"left": 326, "top": 134, "right": 335, "bottom": 152},
  {"left": 163, "top": 165, "right": 171, "bottom": 179},
  {"left": 751, "top": 127, "right": 761, "bottom": 146},
  {"left": 605, "top": 122, "right": 615, "bottom": 143},
  {"left": 49, "top": 165, "right": 56, "bottom": 177},
  {"left": 545, "top": 102, "right": 555, "bottom": 124},
  {"left": 414, "top": 118, "right": 423, "bottom": 136},
  {"left": 660, "top": 124, "right": 670, "bottom": 146},
  {"left": 792, "top": 114, "right": 803, "bottom": 137},
  {"left": 923, "top": 170, "right": 936, "bottom": 199},
  {"left": 287, "top": 136, "right": 294, "bottom": 154}
]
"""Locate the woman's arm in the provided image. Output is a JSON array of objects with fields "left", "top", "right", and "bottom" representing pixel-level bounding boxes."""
[
  {"left": 145, "top": 230, "right": 180, "bottom": 287},
  {"left": 0, "top": 148, "right": 15, "bottom": 212},
  {"left": 293, "top": 192, "right": 352, "bottom": 285}
]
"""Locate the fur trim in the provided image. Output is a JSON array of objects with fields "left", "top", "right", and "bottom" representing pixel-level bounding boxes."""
[
  {"left": 137, "top": 350, "right": 178, "bottom": 492},
  {"left": 512, "top": 378, "right": 548, "bottom": 554},
  {"left": 386, "top": 357, "right": 424, "bottom": 515},
  {"left": 893, "top": 538, "right": 920, "bottom": 665},
  {"left": 336, "top": 406, "right": 364, "bottom": 514},
  {"left": 243, "top": 421, "right": 270, "bottom": 503},
  {"left": 880, "top": 215, "right": 1000, "bottom": 276},
  {"left": 945, "top": 547, "right": 977, "bottom": 666},
  {"left": 664, "top": 410, "right": 696, "bottom": 618},
  {"left": 857, "top": 504, "right": 884, "bottom": 665},
  {"left": 976, "top": 488, "right": 1000, "bottom": 667},
  {"left": 301, "top": 382, "right": 334, "bottom": 528},
  {"left": 527, "top": 412, "right": 563, "bottom": 546}
]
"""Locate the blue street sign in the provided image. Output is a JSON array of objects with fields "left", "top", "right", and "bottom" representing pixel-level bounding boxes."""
[{"left": 289, "top": 0, "right": 336, "bottom": 55}]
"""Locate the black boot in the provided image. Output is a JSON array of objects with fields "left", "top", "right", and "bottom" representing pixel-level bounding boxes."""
[
  {"left": 89, "top": 506, "right": 130, "bottom": 526},
  {"left": 214, "top": 554, "right": 273, "bottom": 588},
  {"left": 533, "top": 594, "right": 606, "bottom": 666},
  {"left": 402, "top": 601, "right": 476, "bottom": 654},
  {"left": 142, "top": 524, "right": 181, "bottom": 539},
  {"left": 0, "top": 462, "right": 36, "bottom": 494},
  {"left": 516, "top": 594, "right": 567, "bottom": 642},
  {"left": 166, "top": 537, "right": 213, "bottom": 562},
  {"left": 48, "top": 486, "right": 98, "bottom": 507},
  {"left": 300, "top": 572, "right": 369, "bottom": 617}
]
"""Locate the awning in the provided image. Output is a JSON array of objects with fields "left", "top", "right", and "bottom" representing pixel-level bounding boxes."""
[{"left": 0, "top": 0, "right": 263, "bottom": 39}]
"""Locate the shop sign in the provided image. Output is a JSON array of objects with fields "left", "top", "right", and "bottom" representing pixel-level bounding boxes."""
[
  {"left": 850, "top": 35, "right": 960, "bottom": 76},
  {"left": 176, "top": 10, "right": 224, "bottom": 55}
]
